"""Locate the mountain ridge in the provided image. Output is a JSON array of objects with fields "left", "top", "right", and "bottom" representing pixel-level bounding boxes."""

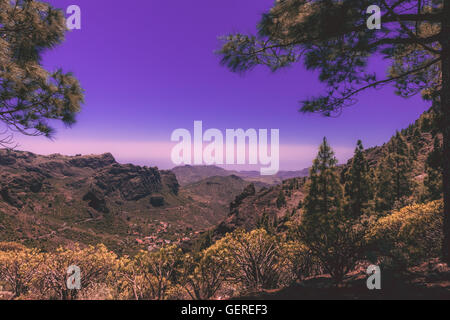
[{"left": 172, "top": 164, "right": 309, "bottom": 186}]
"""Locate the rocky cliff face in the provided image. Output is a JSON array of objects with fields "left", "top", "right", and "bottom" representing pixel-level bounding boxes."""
[{"left": 0, "top": 150, "right": 178, "bottom": 210}]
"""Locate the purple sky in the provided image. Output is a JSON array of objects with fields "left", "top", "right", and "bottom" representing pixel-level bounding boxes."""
[{"left": 15, "top": 0, "right": 430, "bottom": 170}]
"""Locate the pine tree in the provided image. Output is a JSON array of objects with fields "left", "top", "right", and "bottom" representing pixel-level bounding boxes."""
[
  {"left": 388, "top": 132, "right": 410, "bottom": 157},
  {"left": 375, "top": 133, "right": 415, "bottom": 211},
  {"left": 0, "top": 1, "right": 84, "bottom": 146},
  {"left": 300, "top": 138, "right": 365, "bottom": 284},
  {"left": 303, "top": 137, "right": 344, "bottom": 228},
  {"left": 257, "top": 210, "right": 271, "bottom": 233},
  {"left": 345, "top": 140, "right": 372, "bottom": 217},
  {"left": 412, "top": 127, "right": 424, "bottom": 154},
  {"left": 276, "top": 190, "right": 287, "bottom": 209}
]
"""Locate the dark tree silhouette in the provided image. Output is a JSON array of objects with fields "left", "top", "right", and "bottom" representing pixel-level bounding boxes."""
[{"left": 345, "top": 140, "right": 372, "bottom": 217}]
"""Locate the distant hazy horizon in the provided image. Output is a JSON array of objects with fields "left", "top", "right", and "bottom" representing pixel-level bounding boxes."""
[{"left": 12, "top": 135, "right": 354, "bottom": 171}]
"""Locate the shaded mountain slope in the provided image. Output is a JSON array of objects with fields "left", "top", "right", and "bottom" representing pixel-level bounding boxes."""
[
  {"left": 213, "top": 177, "right": 306, "bottom": 238},
  {"left": 181, "top": 175, "right": 253, "bottom": 225}
]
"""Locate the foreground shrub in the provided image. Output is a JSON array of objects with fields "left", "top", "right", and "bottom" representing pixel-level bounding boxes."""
[
  {"left": 180, "top": 246, "right": 228, "bottom": 300},
  {"left": 116, "top": 245, "right": 183, "bottom": 300},
  {"left": 367, "top": 200, "right": 443, "bottom": 268},
  {"left": 215, "top": 229, "right": 288, "bottom": 292},
  {"left": 281, "top": 241, "right": 321, "bottom": 282},
  {"left": 36, "top": 244, "right": 118, "bottom": 300},
  {"left": 0, "top": 246, "right": 44, "bottom": 298},
  {"left": 295, "top": 218, "right": 368, "bottom": 285}
]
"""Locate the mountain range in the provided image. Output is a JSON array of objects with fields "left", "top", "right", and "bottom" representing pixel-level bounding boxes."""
[{"left": 172, "top": 165, "right": 309, "bottom": 186}]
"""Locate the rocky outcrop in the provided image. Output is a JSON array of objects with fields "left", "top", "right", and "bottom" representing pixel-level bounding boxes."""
[
  {"left": 69, "top": 153, "right": 116, "bottom": 169},
  {"left": 161, "top": 170, "right": 180, "bottom": 195},
  {"left": 0, "top": 150, "right": 180, "bottom": 209},
  {"left": 91, "top": 164, "right": 163, "bottom": 201}
]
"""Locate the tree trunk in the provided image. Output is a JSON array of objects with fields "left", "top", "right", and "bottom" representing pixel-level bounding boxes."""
[{"left": 442, "top": 0, "right": 450, "bottom": 264}]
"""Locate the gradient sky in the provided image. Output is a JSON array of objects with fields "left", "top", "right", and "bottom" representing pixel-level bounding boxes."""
[{"left": 14, "top": 0, "right": 430, "bottom": 170}]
